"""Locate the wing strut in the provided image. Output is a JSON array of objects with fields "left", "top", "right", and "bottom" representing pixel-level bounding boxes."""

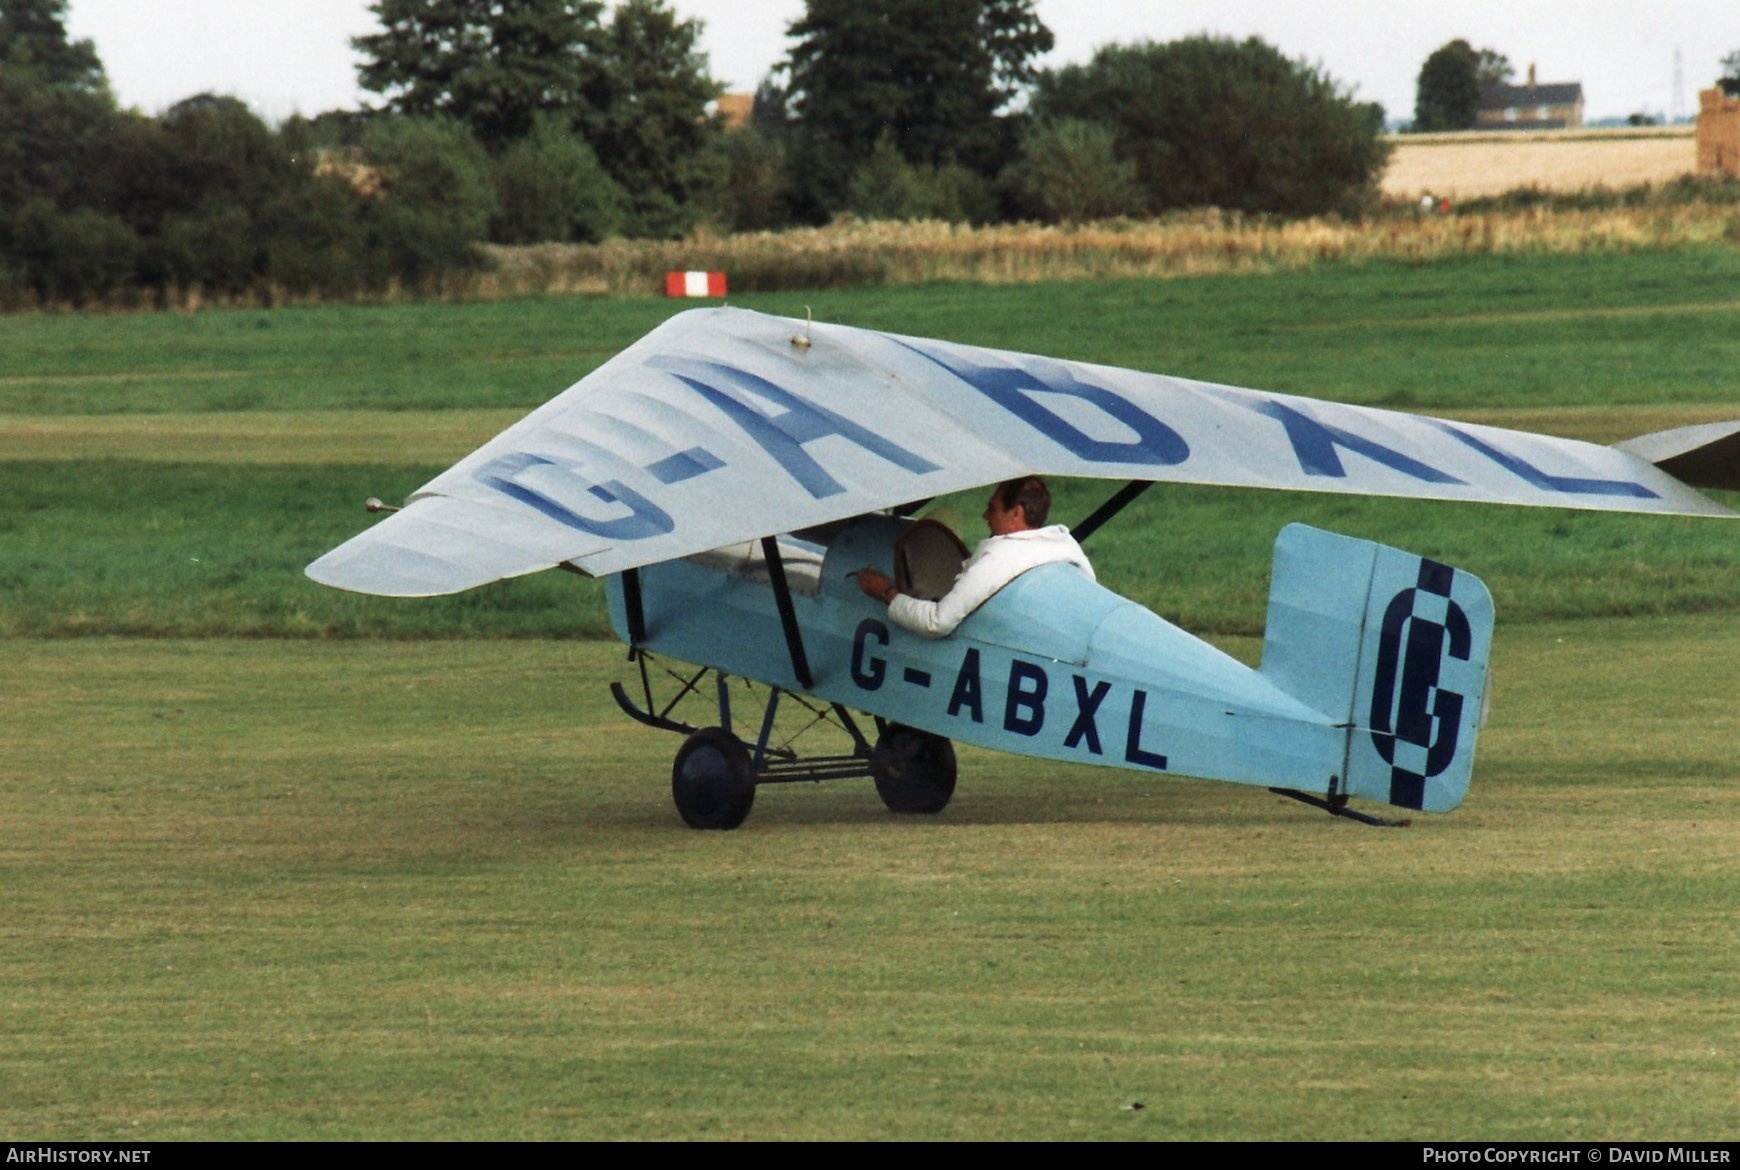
[
  {"left": 619, "top": 567, "right": 647, "bottom": 645},
  {"left": 760, "top": 536, "right": 815, "bottom": 691},
  {"left": 1071, "top": 480, "right": 1153, "bottom": 545},
  {"left": 567, "top": 560, "right": 647, "bottom": 643}
]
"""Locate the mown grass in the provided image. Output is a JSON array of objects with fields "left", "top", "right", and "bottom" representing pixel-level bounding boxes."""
[
  {"left": 0, "top": 299, "right": 668, "bottom": 415},
  {"left": 4, "top": 251, "right": 1738, "bottom": 638},
  {"left": 0, "top": 460, "right": 605, "bottom": 639},
  {"left": 3, "top": 461, "right": 1735, "bottom": 639},
  {"left": 2, "top": 623, "right": 1734, "bottom": 1139},
  {"left": 7, "top": 249, "right": 1740, "bottom": 414},
  {"left": 5, "top": 254, "right": 1739, "bottom": 1139}
]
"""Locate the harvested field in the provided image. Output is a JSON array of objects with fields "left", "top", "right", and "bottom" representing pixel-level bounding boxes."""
[{"left": 1383, "top": 128, "right": 1697, "bottom": 201}]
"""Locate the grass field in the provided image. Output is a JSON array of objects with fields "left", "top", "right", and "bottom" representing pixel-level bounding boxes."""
[
  {"left": 3, "top": 252, "right": 1739, "bottom": 1139},
  {"left": 2, "top": 627, "right": 1736, "bottom": 1140},
  {"left": 6, "top": 250, "right": 1740, "bottom": 639}
]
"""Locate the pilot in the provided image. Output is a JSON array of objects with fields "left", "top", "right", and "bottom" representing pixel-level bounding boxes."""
[{"left": 856, "top": 476, "right": 1094, "bottom": 639}]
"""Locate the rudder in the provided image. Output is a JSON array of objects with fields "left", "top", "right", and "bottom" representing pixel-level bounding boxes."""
[{"left": 1260, "top": 523, "right": 1492, "bottom": 813}]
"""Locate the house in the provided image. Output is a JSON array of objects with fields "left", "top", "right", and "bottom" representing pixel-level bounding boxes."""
[
  {"left": 1477, "top": 64, "right": 1584, "bottom": 130},
  {"left": 1697, "top": 87, "right": 1740, "bottom": 176},
  {"left": 713, "top": 93, "right": 754, "bottom": 131}
]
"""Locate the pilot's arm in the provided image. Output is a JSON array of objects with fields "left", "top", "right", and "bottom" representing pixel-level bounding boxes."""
[
  {"left": 857, "top": 528, "right": 1095, "bottom": 639},
  {"left": 856, "top": 564, "right": 994, "bottom": 639}
]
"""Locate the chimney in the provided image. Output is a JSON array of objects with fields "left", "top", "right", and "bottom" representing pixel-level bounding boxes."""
[{"left": 1528, "top": 63, "right": 1536, "bottom": 90}]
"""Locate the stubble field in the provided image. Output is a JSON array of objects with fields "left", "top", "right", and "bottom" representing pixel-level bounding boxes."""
[{"left": 1382, "top": 128, "right": 1698, "bottom": 201}]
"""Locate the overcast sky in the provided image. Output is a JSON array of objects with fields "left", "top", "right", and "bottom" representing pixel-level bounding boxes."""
[{"left": 63, "top": 1, "right": 1740, "bottom": 126}]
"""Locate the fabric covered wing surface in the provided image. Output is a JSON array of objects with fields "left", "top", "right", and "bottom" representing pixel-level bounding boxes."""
[{"left": 308, "top": 307, "right": 1733, "bottom": 598}]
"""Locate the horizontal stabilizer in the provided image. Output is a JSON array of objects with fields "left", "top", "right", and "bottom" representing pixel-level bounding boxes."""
[{"left": 1614, "top": 420, "right": 1740, "bottom": 492}]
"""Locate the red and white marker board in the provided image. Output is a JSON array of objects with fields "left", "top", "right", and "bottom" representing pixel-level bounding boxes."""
[{"left": 664, "top": 271, "right": 727, "bottom": 298}]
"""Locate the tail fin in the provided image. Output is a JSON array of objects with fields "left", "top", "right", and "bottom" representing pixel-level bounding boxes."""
[
  {"left": 1614, "top": 419, "right": 1740, "bottom": 492},
  {"left": 1260, "top": 523, "right": 1493, "bottom": 813}
]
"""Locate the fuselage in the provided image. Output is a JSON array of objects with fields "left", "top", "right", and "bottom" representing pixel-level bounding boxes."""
[{"left": 606, "top": 514, "right": 1346, "bottom": 795}]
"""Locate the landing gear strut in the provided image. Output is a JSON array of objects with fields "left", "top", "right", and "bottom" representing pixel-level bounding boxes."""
[{"left": 616, "top": 651, "right": 958, "bottom": 830}]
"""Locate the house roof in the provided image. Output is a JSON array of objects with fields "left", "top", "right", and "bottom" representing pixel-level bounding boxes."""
[
  {"left": 714, "top": 92, "right": 754, "bottom": 130},
  {"left": 1481, "top": 82, "right": 1584, "bottom": 109}
]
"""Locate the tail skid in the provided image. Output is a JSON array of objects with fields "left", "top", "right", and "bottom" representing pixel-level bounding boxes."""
[{"left": 1259, "top": 524, "right": 1493, "bottom": 814}]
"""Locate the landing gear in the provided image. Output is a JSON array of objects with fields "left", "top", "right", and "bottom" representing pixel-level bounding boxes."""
[
  {"left": 871, "top": 724, "right": 957, "bottom": 814},
  {"left": 618, "top": 651, "right": 964, "bottom": 829},
  {"left": 672, "top": 728, "right": 756, "bottom": 830}
]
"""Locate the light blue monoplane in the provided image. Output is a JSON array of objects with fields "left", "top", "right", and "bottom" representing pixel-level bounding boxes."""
[{"left": 309, "top": 309, "right": 1737, "bottom": 828}]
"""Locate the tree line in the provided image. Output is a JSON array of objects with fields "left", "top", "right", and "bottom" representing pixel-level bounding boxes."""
[
  {"left": 1, "top": 0, "right": 1393, "bottom": 307},
  {"left": 1411, "top": 38, "right": 1740, "bottom": 129}
]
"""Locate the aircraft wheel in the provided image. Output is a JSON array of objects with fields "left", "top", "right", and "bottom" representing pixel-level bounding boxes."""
[
  {"left": 871, "top": 725, "right": 956, "bottom": 815},
  {"left": 671, "top": 728, "right": 756, "bottom": 830}
]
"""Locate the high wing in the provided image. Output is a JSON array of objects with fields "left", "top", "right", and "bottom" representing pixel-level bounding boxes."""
[{"left": 308, "top": 307, "right": 1735, "bottom": 597}]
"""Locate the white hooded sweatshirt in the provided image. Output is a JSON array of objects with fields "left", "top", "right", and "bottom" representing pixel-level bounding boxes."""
[{"left": 886, "top": 524, "right": 1094, "bottom": 639}]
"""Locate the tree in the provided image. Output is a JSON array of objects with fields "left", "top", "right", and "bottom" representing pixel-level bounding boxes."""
[
  {"left": 1414, "top": 40, "right": 1477, "bottom": 131},
  {"left": 353, "top": 0, "right": 608, "bottom": 150},
  {"left": 1720, "top": 50, "right": 1740, "bottom": 97},
  {"left": 587, "top": 0, "right": 722, "bottom": 237},
  {"left": 0, "top": 65, "right": 115, "bottom": 210},
  {"left": 781, "top": 0, "right": 1053, "bottom": 214},
  {"left": 353, "top": 0, "right": 719, "bottom": 236},
  {"left": 749, "top": 73, "right": 792, "bottom": 137},
  {"left": 1413, "top": 39, "right": 1509, "bottom": 131},
  {"left": 0, "top": 0, "right": 114, "bottom": 214},
  {"left": 1035, "top": 37, "right": 1388, "bottom": 218},
  {"left": 0, "top": 37, "right": 135, "bottom": 303},
  {"left": 157, "top": 95, "right": 301, "bottom": 215},
  {"left": 146, "top": 95, "right": 376, "bottom": 296},
  {"left": 1475, "top": 48, "right": 1514, "bottom": 90},
  {"left": 0, "top": 0, "right": 106, "bottom": 93}
]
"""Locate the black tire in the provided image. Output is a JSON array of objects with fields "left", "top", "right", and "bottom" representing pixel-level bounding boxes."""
[
  {"left": 671, "top": 727, "right": 756, "bottom": 830},
  {"left": 871, "top": 725, "right": 957, "bottom": 815}
]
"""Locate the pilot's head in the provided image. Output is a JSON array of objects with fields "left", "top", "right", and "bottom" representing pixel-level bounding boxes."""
[{"left": 985, "top": 476, "right": 1049, "bottom": 535}]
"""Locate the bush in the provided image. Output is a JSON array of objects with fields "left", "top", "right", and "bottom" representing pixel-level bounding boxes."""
[
  {"left": 255, "top": 175, "right": 375, "bottom": 297},
  {"left": 1035, "top": 36, "right": 1389, "bottom": 218},
  {"left": 6, "top": 200, "right": 140, "bottom": 304},
  {"left": 844, "top": 136, "right": 996, "bottom": 224},
  {"left": 1447, "top": 174, "right": 1740, "bottom": 218},
  {"left": 696, "top": 128, "right": 793, "bottom": 233},
  {"left": 1004, "top": 118, "right": 1144, "bottom": 223},
  {"left": 0, "top": 69, "right": 526, "bottom": 304},
  {"left": 153, "top": 201, "right": 257, "bottom": 293},
  {"left": 360, "top": 117, "right": 496, "bottom": 286},
  {"left": 490, "top": 114, "right": 627, "bottom": 244}
]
